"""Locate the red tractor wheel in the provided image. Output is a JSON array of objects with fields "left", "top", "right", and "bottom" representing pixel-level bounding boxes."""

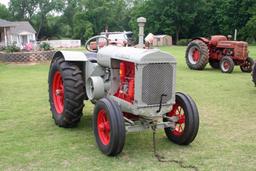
[
  {"left": 48, "top": 57, "right": 85, "bottom": 127},
  {"left": 220, "top": 56, "right": 234, "bottom": 73},
  {"left": 93, "top": 98, "right": 126, "bottom": 156},
  {"left": 240, "top": 57, "right": 254, "bottom": 73},
  {"left": 164, "top": 92, "right": 199, "bottom": 145},
  {"left": 185, "top": 40, "right": 209, "bottom": 70}
]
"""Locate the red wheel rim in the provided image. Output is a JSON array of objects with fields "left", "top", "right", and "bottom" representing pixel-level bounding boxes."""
[
  {"left": 167, "top": 103, "right": 186, "bottom": 136},
  {"left": 223, "top": 61, "right": 230, "bottom": 70},
  {"left": 97, "top": 109, "right": 110, "bottom": 145},
  {"left": 52, "top": 71, "right": 64, "bottom": 114},
  {"left": 192, "top": 49, "right": 200, "bottom": 62}
]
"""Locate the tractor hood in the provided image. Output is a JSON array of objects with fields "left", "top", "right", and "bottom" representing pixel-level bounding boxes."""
[
  {"left": 217, "top": 41, "right": 248, "bottom": 49},
  {"left": 97, "top": 46, "right": 176, "bottom": 67}
]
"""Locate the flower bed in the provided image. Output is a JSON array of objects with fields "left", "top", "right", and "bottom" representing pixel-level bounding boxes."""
[{"left": 0, "top": 51, "right": 56, "bottom": 63}]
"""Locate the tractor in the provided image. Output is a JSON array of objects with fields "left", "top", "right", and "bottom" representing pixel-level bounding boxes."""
[
  {"left": 185, "top": 35, "right": 254, "bottom": 73},
  {"left": 48, "top": 36, "right": 199, "bottom": 156}
]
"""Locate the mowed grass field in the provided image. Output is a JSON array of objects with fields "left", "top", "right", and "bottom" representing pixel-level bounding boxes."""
[{"left": 0, "top": 46, "right": 256, "bottom": 171}]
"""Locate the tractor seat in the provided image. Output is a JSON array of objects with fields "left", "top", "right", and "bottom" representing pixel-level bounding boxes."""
[{"left": 84, "top": 52, "right": 97, "bottom": 63}]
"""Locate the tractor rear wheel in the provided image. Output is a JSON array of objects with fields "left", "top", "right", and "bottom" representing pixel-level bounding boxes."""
[
  {"left": 93, "top": 98, "right": 126, "bottom": 156},
  {"left": 48, "top": 57, "right": 85, "bottom": 127},
  {"left": 220, "top": 56, "right": 234, "bottom": 73},
  {"left": 209, "top": 60, "right": 219, "bottom": 69},
  {"left": 240, "top": 57, "right": 254, "bottom": 73},
  {"left": 185, "top": 40, "right": 209, "bottom": 70},
  {"left": 164, "top": 92, "right": 199, "bottom": 145}
]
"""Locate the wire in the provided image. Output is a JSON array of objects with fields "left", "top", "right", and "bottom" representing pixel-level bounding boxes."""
[{"left": 152, "top": 128, "right": 199, "bottom": 171}]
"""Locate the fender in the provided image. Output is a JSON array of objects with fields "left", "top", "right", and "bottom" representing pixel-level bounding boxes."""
[
  {"left": 53, "top": 51, "right": 88, "bottom": 61},
  {"left": 191, "top": 37, "right": 209, "bottom": 44}
]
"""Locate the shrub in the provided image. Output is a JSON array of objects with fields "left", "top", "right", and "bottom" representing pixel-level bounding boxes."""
[
  {"left": 40, "top": 42, "right": 52, "bottom": 51},
  {"left": 176, "top": 39, "right": 191, "bottom": 46},
  {"left": 4, "top": 44, "right": 20, "bottom": 53}
]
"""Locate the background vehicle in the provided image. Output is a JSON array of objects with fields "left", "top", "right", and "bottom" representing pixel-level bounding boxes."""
[
  {"left": 185, "top": 35, "right": 254, "bottom": 73},
  {"left": 48, "top": 36, "right": 199, "bottom": 156}
]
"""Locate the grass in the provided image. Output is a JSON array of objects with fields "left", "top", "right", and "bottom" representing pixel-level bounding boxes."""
[{"left": 0, "top": 46, "right": 256, "bottom": 171}]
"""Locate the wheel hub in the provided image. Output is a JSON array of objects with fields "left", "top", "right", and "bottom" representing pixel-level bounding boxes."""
[
  {"left": 97, "top": 109, "right": 110, "bottom": 145},
  {"left": 52, "top": 71, "right": 64, "bottom": 114},
  {"left": 167, "top": 103, "right": 186, "bottom": 136},
  {"left": 192, "top": 49, "right": 200, "bottom": 62}
]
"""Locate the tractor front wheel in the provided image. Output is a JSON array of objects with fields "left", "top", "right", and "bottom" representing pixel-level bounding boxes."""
[
  {"left": 164, "top": 92, "right": 199, "bottom": 145},
  {"left": 185, "top": 40, "right": 209, "bottom": 70},
  {"left": 220, "top": 56, "right": 234, "bottom": 73},
  {"left": 240, "top": 57, "right": 254, "bottom": 73},
  {"left": 93, "top": 98, "right": 126, "bottom": 156},
  {"left": 48, "top": 57, "right": 85, "bottom": 127}
]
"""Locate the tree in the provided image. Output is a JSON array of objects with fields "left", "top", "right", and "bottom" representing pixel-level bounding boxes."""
[{"left": 9, "top": 0, "right": 37, "bottom": 20}]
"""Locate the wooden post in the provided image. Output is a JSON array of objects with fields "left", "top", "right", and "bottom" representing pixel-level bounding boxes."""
[{"left": 4, "top": 27, "right": 7, "bottom": 46}]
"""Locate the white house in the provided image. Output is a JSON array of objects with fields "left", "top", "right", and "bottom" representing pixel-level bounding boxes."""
[{"left": 0, "top": 19, "right": 36, "bottom": 48}]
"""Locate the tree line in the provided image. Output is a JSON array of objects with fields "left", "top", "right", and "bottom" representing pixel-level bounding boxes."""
[{"left": 0, "top": 0, "right": 255, "bottom": 44}]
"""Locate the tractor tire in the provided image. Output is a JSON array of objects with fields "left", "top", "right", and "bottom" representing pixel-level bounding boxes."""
[
  {"left": 48, "top": 57, "right": 85, "bottom": 128},
  {"left": 240, "top": 57, "right": 254, "bottom": 73},
  {"left": 252, "top": 61, "right": 256, "bottom": 86},
  {"left": 164, "top": 92, "right": 199, "bottom": 145},
  {"left": 185, "top": 40, "right": 209, "bottom": 70},
  {"left": 220, "top": 56, "right": 234, "bottom": 73},
  {"left": 93, "top": 98, "right": 126, "bottom": 156},
  {"left": 209, "top": 60, "right": 219, "bottom": 69}
]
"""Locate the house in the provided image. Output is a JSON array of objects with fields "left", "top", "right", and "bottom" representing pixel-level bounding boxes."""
[
  {"left": 0, "top": 19, "right": 36, "bottom": 48},
  {"left": 153, "top": 35, "right": 172, "bottom": 46}
]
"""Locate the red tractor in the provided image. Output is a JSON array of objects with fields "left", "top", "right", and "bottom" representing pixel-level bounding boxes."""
[{"left": 185, "top": 35, "right": 254, "bottom": 73}]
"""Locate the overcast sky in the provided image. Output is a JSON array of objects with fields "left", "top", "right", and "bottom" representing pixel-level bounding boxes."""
[{"left": 0, "top": 0, "right": 9, "bottom": 7}]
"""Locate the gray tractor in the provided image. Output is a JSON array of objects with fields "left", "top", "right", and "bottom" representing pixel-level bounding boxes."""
[{"left": 48, "top": 36, "right": 199, "bottom": 156}]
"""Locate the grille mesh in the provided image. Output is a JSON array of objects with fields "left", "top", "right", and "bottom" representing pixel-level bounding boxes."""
[{"left": 142, "top": 63, "right": 173, "bottom": 105}]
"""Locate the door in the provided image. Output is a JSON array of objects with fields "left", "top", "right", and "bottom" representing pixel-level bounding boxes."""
[{"left": 21, "top": 35, "right": 28, "bottom": 45}]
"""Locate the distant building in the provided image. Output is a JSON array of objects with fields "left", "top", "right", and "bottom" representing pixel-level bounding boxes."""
[
  {"left": 153, "top": 35, "right": 172, "bottom": 46},
  {"left": 0, "top": 19, "right": 36, "bottom": 48}
]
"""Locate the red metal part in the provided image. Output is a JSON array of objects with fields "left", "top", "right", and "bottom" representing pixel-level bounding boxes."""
[
  {"left": 167, "top": 103, "right": 185, "bottom": 136},
  {"left": 192, "top": 48, "right": 200, "bottom": 62},
  {"left": 97, "top": 109, "right": 110, "bottom": 145},
  {"left": 209, "top": 35, "right": 227, "bottom": 46},
  {"left": 115, "top": 61, "right": 135, "bottom": 103},
  {"left": 52, "top": 71, "right": 64, "bottom": 114},
  {"left": 192, "top": 37, "right": 209, "bottom": 44},
  {"left": 223, "top": 61, "right": 230, "bottom": 70}
]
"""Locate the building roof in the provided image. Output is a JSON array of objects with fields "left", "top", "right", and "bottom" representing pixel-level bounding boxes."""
[
  {"left": 0, "top": 19, "right": 15, "bottom": 27},
  {"left": 11, "top": 21, "right": 36, "bottom": 34},
  {"left": 154, "top": 35, "right": 171, "bottom": 38}
]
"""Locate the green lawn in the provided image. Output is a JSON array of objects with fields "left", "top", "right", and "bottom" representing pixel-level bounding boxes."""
[{"left": 0, "top": 46, "right": 256, "bottom": 171}]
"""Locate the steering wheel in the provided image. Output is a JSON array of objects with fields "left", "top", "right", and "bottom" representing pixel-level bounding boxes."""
[{"left": 85, "top": 35, "right": 109, "bottom": 53}]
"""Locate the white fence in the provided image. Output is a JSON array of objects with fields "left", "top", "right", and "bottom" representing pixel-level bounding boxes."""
[{"left": 41, "top": 40, "right": 81, "bottom": 48}]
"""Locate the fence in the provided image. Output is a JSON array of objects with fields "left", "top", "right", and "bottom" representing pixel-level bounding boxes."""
[
  {"left": 40, "top": 40, "right": 81, "bottom": 48},
  {"left": 0, "top": 51, "right": 55, "bottom": 63}
]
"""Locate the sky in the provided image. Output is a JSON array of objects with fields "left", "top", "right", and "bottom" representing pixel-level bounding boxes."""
[{"left": 0, "top": 0, "right": 9, "bottom": 7}]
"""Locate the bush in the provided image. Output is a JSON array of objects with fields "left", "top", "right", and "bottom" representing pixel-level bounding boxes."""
[
  {"left": 4, "top": 44, "right": 20, "bottom": 53},
  {"left": 40, "top": 42, "right": 52, "bottom": 51},
  {"left": 176, "top": 39, "right": 191, "bottom": 46}
]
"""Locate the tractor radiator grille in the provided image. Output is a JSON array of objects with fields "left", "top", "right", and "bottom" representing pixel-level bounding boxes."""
[{"left": 142, "top": 63, "right": 173, "bottom": 105}]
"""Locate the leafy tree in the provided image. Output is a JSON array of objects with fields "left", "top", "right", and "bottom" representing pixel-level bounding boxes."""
[{"left": 9, "top": 0, "right": 37, "bottom": 20}]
